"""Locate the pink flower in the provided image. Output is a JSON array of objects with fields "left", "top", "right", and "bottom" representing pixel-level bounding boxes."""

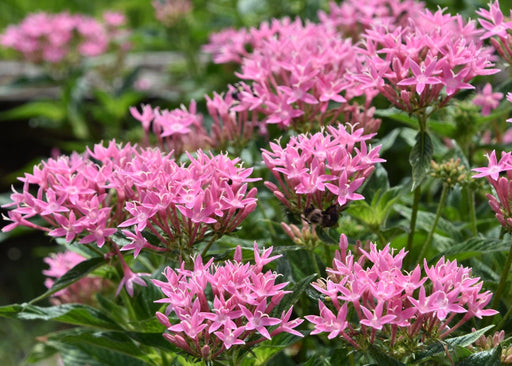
[
  {"left": 262, "top": 124, "right": 383, "bottom": 219},
  {"left": 397, "top": 59, "right": 442, "bottom": 95},
  {"left": 306, "top": 234, "right": 497, "bottom": 347},
  {"left": 473, "top": 83, "right": 503, "bottom": 116},
  {"left": 152, "top": 243, "right": 302, "bottom": 360}
]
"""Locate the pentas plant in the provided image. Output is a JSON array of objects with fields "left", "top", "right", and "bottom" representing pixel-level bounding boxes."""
[
  {"left": 473, "top": 150, "right": 512, "bottom": 232},
  {"left": 152, "top": 243, "right": 303, "bottom": 363},
  {"left": 129, "top": 101, "right": 211, "bottom": 157},
  {"left": 355, "top": 6, "right": 497, "bottom": 115},
  {"left": 318, "top": 0, "right": 425, "bottom": 40},
  {"left": 477, "top": 0, "right": 512, "bottom": 65},
  {"left": 205, "top": 82, "right": 261, "bottom": 151},
  {"left": 204, "top": 17, "right": 380, "bottom": 133},
  {"left": 2, "top": 140, "right": 260, "bottom": 295},
  {"left": 306, "top": 234, "right": 497, "bottom": 360},
  {"left": 0, "top": 11, "right": 130, "bottom": 67},
  {"left": 262, "top": 124, "right": 384, "bottom": 222}
]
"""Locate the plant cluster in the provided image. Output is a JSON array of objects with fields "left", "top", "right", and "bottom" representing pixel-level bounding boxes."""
[{"left": 2, "top": 0, "right": 512, "bottom": 365}]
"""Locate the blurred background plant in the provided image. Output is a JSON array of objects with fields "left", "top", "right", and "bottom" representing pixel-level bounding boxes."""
[{"left": 2, "top": 0, "right": 512, "bottom": 365}]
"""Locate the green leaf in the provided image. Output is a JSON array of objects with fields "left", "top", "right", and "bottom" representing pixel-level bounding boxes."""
[
  {"left": 0, "top": 101, "right": 65, "bottom": 122},
  {"left": 444, "top": 326, "right": 495, "bottom": 348},
  {"left": 366, "top": 344, "right": 407, "bottom": 366},
  {"left": 409, "top": 130, "right": 434, "bottom": 190},
  {"left": 47, "top": 339, "right": 151, "bottom": 366},
  {"left": 347, "top": 186, "right": 402, "bottom": 229},
  {"left": 126, "top": 331, "right": 176, "bottom": 352},
  {"left": 416, "top": 326, "right": 495, "bottom": 362},
  {"left": 0, "top": 304, "right": 24, "bottom": 319},
  {"left": 395, "top": 204, "right": 462, "bottom": 246},
  {"left": 274, "top": 273, "right": 317, "bottom": 317},
  {"left": 302, "top": 355, "right": 332, "bottom": 366},
  {"left": 46, "top": 328, "right": 147, "bottom": 359},
  {"left": 239, "top": 333, "right": 303, "bottom": 366},
  {"left": 31, "top": 256, "right": 106, "bottom": 304},
  {"left": 25, "top": 342, "right": 59, "bottom": 364},
  {"left": 455, "top": 346, "right": 501, "bottom": 366},
  {"left": 434, "top": 237, "right": 512, "bottom": 261},
  {"left": 16, "top": 304, "right": 122, "bottom": 330}
]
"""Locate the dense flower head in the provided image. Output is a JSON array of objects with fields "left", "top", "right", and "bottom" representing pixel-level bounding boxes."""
[
  {"left": 2, "top": 140, "right": 260, "bottom": 257},
  {"left": 0, "top": 11, "right": 129, "bottom": 64},
  {"left": 129, "top": 101, "right": 211, "bottom": 157},
  {"left": 318, "top": 0, "right": 425, "bottom": 40},
  {"left": 262, "top": 124, "right": 384, "bottom": 222},
  {"left": 477, "top": 0, "right": 512, "bottom": 64},
  {"left": 472, "top": 150, "right": 512, "bottom": 231},
  {"left": 356, "top": 6, "right": 497, "bottom": 114},
  {"left": 306, "top": 234, "right": 497, "bottom": 351},
  {"left": 152, "top": 243, "right": 303, "bottom": 361},
  {"left": 204, "top": 17, "right": 379, "bottom": 132},
  {"left": 43, "top": 250, "right": 109, "bottom": 305},
  {"left": 205, "top": 83, "right": 261, "bottom": 150}
]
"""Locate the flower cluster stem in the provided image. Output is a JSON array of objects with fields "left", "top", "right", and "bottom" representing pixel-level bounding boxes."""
[
  {"left": 405, "top": 186, "right": 421, "bottom": 269},
  {"left": 416, "top": 184, "right": 448, "bottom": 264},
  {"left": 491, "top": 236, "right": 512, "bottom": 312},
  {"left": 466, "top": 188, "right": 478, "bottom": 236}
]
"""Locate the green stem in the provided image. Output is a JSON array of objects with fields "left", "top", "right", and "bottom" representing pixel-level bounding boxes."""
[
  {"left": 405, "top": 186, "right": 421, "bottom": 269},
  {"left": 309, "top": 249, "right": 322, "bottom": 277},
  {"left": 416, "top": 184, "right": 448, "bottom": 265},
  {"left": 466, "top": 188, "right": 478, "bottom": 236},
  {"left": 491, "top": 236, "right": 512, "bottom": 311},
  {"left": 200, "top": 234, "right": 219, "bottom": 259},
  {"left": 496, "top": 303, "right": 512, "bottom": 331}
]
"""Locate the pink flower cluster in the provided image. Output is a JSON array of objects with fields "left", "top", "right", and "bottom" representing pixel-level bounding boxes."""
[
  {"left": 477, "top": 0, "right": 512, "bottom": 64},
  {"left": 2, "top": 141, "right": 259, "bottom": 255},
  {"left": 473, "top": 83, "right": 503, "bottom": 116},
  {"left": 0, "top": 11, "right": 129, "bottom": 64},
  {"left": 306, "top": 235, "right": 497, "bottom": 349},
  {"left": 152, "top": 243, "right": 303, "bottom": 361},
  {"left": 43, "top": 250, "right": 108, "bottom": 305},
  {"left": 205, "top": 83, "right": 260, "bottom": 151},
  {"left": 262, "top": 124, "right": 384, "bottom": 218},
  {"left": 204, "top": 18, "right": 381, "bottom": 132},
  {"left": 129, "top": 102, "right": 211, "bottom": 157},
  {"left": 473, "top": 150, "right": 512, "bottom": 231},
  {"left": 356, "top": 6, "right": 497, "bottom": 114},
  {"left": 318, "top": 0, "right": 424, "bottom": 40},
  {"left": 152, "top": 0, "right": 192, "bottom": 27}
]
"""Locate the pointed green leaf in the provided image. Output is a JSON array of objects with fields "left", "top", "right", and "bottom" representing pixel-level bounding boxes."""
[
  {"left": 0, "top": 304, "right": 24, "bottom": 319},
  {"left": 47, "top": 340, "right": 151, "bottom": 366},
  {"left": 409, "top": 130, "right": 434, "bottom": 190},
  {"left": 17, "top": 304, "right": 122, "bottom": 330},
  {"left": 435, "top": 237, "right": 512, "bottom": 260},
  {"left": 274, "top": 273, "right": 317, "bottom": 317},
  {"left": 445, "top": 326, "right": 495, "bottom": 348},
  {"left": 0, "top": 101, "right": 65, "bottom": 122},
  {"left": 30, "top": 256, "right": 106, "bottom": 304},
  {"left": 47, "top": 328, "right": 146, "bottom": 358},
  {"left": 367, "top": 344, "right": 407, "bottom": 366},
  {"left": 455, "top": 346, "right": 501, "bottom": 366}
]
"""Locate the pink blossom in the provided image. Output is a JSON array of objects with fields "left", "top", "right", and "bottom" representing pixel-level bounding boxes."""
[
  {"left": 262, "top": 124, "right": 384, "bottom": 220},
  {"left": 152, "top": 243, "right": 302, "bottom": 360},
  {"left": 473, "top": 83, "right": 503, "bottom": 116},
  {"left": 0, "top": 11, "right": 129, "bottom": 65},
  {"left": 306, "top": 234, "right": 497, "bottom": 347}
]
